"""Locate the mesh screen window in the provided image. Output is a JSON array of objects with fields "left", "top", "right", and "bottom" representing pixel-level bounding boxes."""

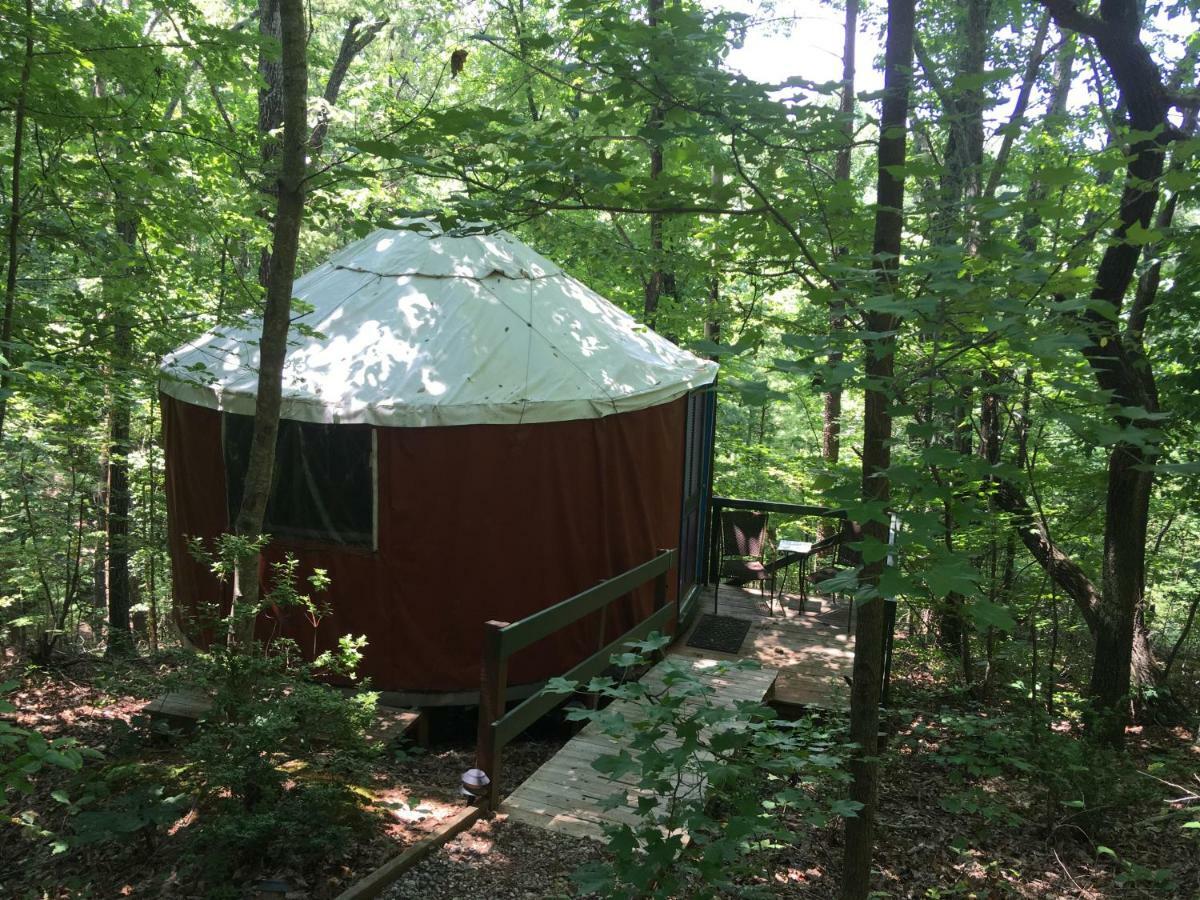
[{"left": 223, "top": 413, "right": 375, "bottom": 548}]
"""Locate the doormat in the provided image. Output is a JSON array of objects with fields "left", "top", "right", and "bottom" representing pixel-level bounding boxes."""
[{"left": 686, "top": 614, "right": 753, "bottom": 654}]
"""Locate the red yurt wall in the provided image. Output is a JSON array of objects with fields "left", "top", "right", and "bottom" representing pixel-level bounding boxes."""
[{"left": 162, "top": 393, "right": 686, "bottom": 695}]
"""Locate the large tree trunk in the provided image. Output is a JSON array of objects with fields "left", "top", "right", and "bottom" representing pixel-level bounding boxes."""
[
  {"left": 1040, "top": 0, "right": 1175, "bottom": 742},
  {"left": 231, "top": 0, "right": 309, "bottom": 647},
  {"left": 840, "top": 0, "right": 914, "bottom": 895},
  {"left": 0, "top": 0, "right": 34, "bottom": 442}
]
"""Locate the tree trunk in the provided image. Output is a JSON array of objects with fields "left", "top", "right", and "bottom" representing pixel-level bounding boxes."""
[
  {"left": 705, "top": 166, "right": 722, "bottom": 353},
  {"left": 0, "top": 0, "right": 34, "bottom": 442},
  {"left": 104, "top": 213, "right": 138, "bottom": 658},
  {"left": 930, "top": 0, "right": 990, "bottom": 248},
  {"left": 232, "top": 0, "right": 309, "bottom": 647},
  {"left": 993, "top": 476, "right": 1159, "bottom": 687},
  {"left": 821, "top": 0, "right": 858, "bottom": 504},
  {"left": 1041, "top": 0, "right": 1174, "bottom": 742},
  {"left": 256, "top": 0, "right": 286, "bottom": 288},
  {"left": 501, "top": 0, "right": 540, "bottom": 123},
  {"left": 308, "top": 15, "right": 388, "bottom": 156},
  {"left": 920, "top": 0, "right": 991, "bottom": 653},
  {"left": 146, "top": 424, "right": 159, "bottom": 653},
  {"left": 840, "top": 0, "right": 914, "bottom": 895},
  {"left": 643, "top": 0, "right": 668, "bottom": 324}
]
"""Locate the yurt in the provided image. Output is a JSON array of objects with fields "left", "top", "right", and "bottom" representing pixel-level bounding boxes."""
[{"left": 160, "top": 223, "right": 718, "bottom": 702}]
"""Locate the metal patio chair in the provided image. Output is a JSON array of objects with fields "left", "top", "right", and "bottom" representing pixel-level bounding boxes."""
[{"left": 713, "top": 509, "right": 778, "bottom": 613}]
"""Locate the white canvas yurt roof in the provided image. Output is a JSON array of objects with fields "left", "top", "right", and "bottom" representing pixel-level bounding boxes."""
[{"left": 160, "top": 224, "right": 718, "bottom": 427}]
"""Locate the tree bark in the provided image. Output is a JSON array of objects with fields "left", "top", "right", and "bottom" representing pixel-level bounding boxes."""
[
  {"left": 981, "top": 10, "right": 1051, "bottom": 202},
  {"left": 922, "top": 0, "right": 991, "bottom": 654},
  {"left": 308, "top": 15, "right": 388, "bottom": 157},
  {"left": 257, "top": 5, "right": 379, "bottom": 286},
  {"left": 930, "top": 0, "right": 991, "bottom": 248},
  {"left": 501, "top": 0, "right": 540, "bottom": 123},
  {"left": 0, "top": 0, "right": 34, "bottom": 442},
  {"left": 993, "top": 475, "right": 1159, "bottom": 680},
  {"left": 232, "top": 0, "right": 309, "bottom": 647},
  {"left": 104, "top": 213, "right": 138, "bottom": 657},
  {"left": 643, "top": 0, "right": 670, "bottom": 325},
  {"left": 1041, "top": 0, "right": 1175, "bottom": 742},
  {"left": 821, "top": 0, "right": 858, "bottom": 495},
  {"left": 841, "top": 0, "right": 914, "bottom": 895},
  {"left": 704, "top": 165, "right": 722, "bottom": 353}
]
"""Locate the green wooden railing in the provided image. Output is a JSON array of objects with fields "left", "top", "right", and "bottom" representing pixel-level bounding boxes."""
[{"left": 474, "top": 548, "right": 677, "bottom": 809}]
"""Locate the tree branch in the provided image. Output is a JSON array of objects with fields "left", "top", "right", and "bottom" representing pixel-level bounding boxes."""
[{"left": 308, "top": 15, "right": 388, "bottom": 157}]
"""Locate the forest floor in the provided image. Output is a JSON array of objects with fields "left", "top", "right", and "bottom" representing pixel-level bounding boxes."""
[
  {"left": 385, "top": 643, "right": 1200, "bottom": 899},
  {"left": 3, "top": 644, "right": 1198, "bottom": 898},
  {"left": 0, "top": 652, "right": 563, "bottom": 899}
]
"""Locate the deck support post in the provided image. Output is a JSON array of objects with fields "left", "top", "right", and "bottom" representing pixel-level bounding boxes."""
[
  {"left": 476, "top": 619, "right": 509, "bottom": 810},
  {"left": 653, "top": 551, "right": 670, "bottom": 660}
]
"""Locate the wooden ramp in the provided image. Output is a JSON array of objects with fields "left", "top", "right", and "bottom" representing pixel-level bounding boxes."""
[
  {"left": 500, "top": 654, "right": 778, "bottom": 839},
  {"left": 499, "top": 586, "right": 854, "bottom": 840}
]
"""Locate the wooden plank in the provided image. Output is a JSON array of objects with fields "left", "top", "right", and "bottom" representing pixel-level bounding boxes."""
[
  {"left": 500, "top": 655, "right": 776, "bottom": 841},
  {"left": 531, "top": 750, "right": 704, "bottom": 792},
  {"left": 144, "top": 689, "right": 212, "bottom": 722},
  {"left": 505, "top": 781, "right": 650, "bottom": 821},
  {"left": 333, "top": 805, "right": 483, "bottom": 900},
  {"left": 363, "top": 707, "right": 422, "bottom": 746},
  {"left": 501, "top": 804, "right": 606, "bottom": 840},
  {"left": 476, "top": 620, "right": 507, "bottom": 809},
  {"left": 502, "top": 788, "right": 645, "bottom": 829},
  {"left": 499, "top": 549, "right": 677, "bottom": 657}
]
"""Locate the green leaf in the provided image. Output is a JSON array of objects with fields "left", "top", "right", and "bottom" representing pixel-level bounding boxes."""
[
  {"left": 830, "top": 798, "right": 863, "bottom": 818},
  {"left": 966, "top": 599, "right": 1016, "bottom": 633}
]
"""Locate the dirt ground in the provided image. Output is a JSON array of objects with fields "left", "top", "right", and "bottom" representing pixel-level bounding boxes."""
[{"left": 3, "top": 651, "right": 1197, "bottom": 899}]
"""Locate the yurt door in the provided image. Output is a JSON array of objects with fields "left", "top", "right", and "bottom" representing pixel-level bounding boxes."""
[{"left": 678, "top": 387, "right": 716, "bottom": 612}]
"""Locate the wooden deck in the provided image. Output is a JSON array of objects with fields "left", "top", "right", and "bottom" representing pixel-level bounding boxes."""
[
  {"left": 680, "top": 583, "right": 855, "bottom": 711},
  {"left": 499, "top": 584, "right": 854, "bottom": 840}
]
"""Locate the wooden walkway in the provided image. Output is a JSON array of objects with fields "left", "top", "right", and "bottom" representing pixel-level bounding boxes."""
[
  {"left": 499, "top": 585, "right": 854, "bottom": 839},
  {"left": 501, "top": 653, "right": 778, "bottom": 838}
]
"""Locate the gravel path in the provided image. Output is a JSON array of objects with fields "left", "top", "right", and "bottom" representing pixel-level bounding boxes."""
[{"left": 385, "top": 815, "right": 604, "bottom": 900}]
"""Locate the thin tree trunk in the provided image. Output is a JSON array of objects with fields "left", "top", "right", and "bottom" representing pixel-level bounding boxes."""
[
  {"left": 146, "top": 418, "right": 159, "bottom": 653},
  {"left": 821, "top": 0, "right": 858, "bottom": 505},
  {"left": 0, "top": 0, "right": 34, "bottom": 442},
  {"left": 705, "top": 166, "right": 722, "bottom": 354},
  {"left": 231, "top": 0, "right": 309, "bottom": 647},
  {"left": 920, "top": 0, "right": 990, "bottom": 654},
  {"left": 104, "top": 214, "right": 137, "bottom": 657},
  {"left": 981, "top": 11, "right": 1051, "bottom": 202},
  {"left": 256, "top": 0, "right": 285, "bottom": 288},
  {"left": 643, "top": 0, "right": 668, "bottom": 324},
  {"left": 502, "top": 0, "right": 540, "bottom": 123},
  {"left": 840, "top": 0, "right": 914, "bottom": 895}
]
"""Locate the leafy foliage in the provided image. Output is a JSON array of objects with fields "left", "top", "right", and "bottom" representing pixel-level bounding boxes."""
[{"left": 546, "top": 633, "right": 856, "bottom": 898}]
